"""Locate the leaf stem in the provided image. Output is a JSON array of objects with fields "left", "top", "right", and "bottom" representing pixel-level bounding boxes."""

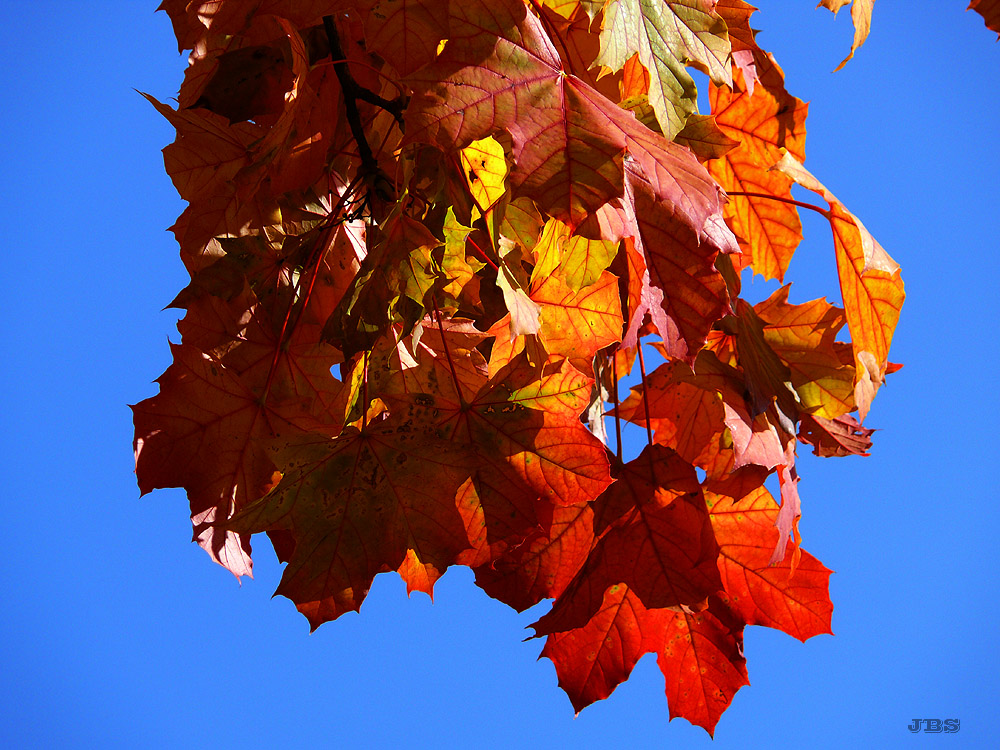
[
  {"left": 611, "top": 353, "right": 622, "bottom": 463},
  {"left": 636, "top": 341, "right": 654, "bottom": 448},
  {"left": 362, "top": 349, "right": 370, "bottom": 431},
  {"left": 727, "top": 191, "right": 830, "bottom": 218},
  {"left": 466, "top": 235, "right": 500, "bottom": 272},
  {"left": 260, "top": 182, "right": 360, "bottom": 406},
  {"left": 432, "top": 296, "right": 467, "bottom": 407}
]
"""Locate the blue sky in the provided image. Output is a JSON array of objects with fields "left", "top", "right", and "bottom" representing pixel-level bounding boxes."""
[{"left": 1, "top": 2, "right": 997, "bottom": 748}]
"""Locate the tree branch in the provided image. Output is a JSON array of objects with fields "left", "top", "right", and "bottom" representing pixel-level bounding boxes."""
[{"left": 322, "top": 16, "right": 402, "bottom": 210}]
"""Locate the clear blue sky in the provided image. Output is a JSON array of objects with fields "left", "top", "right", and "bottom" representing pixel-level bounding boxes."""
[{"left": 1, "top": 2, "right": 997, "bottom": 748}]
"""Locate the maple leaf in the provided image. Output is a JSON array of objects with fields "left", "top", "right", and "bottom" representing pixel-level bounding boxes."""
[
  {"left": 715, "top": 0, "right": 759, "bottom": 55},
  {"left": 540, "top": 586, "right": 749, "bottom": 735},
  {"left": 404, "top": 0, "right": 725, "bottom": 231},
  {"left": 707, "top": 55, "right": 808, "bottom": 281},
  {"left": 620, "top": 167, "right": 735, "bottom": 361},
  {"left": 657, "top": 595, "right": 750, "bottom": 735},
  {"left": 532, "top": 217, "right": 619, "bottom": 293},
  {"left": 531, "top": 270, "right": 623, "bottom": 360},
  {"left": 535, "top": 0, "right": 623, "bottom": 103},
  {"left": 772, "top": 151, "right": 904, "bottom": 420},
  {"left": 474, "top": 501, "right": 595, "bottom": 611},
  {"left": 597, "top": 0, "right": 732, "bottom": 138},
  {"left": 616, "top": 350, "right": 793, "bottom": 477},
  {"left": 818, "top": 0, "right": 875, "bottom": 71},
  {"left": 723, "top": 298, "right": 800, "bottom": 424},
  {"left": 674, "top": 114, "right": 740, "bottom": 161},
  {"left": 540, "top": 584, "right": 673, "bottom": 712},
  {"left": 707, "top": 485, "right": 833, "bottom": 639},
  {"left": 533, "top": 445, "right": 722, "bottom": 635},
  {"left": 460, "top": 136, "right": 509, "bottom": 212},
  {"left": 227, "top": 416, "right": 478, "bottom": 627},
  {"left": 969, "top": 0, "right": 1000, "bottom": 37},
  {"left": 142, "top": 94, "right": 269, "bottom": 259},
  {"left": 357, "top": 0, "right": 449, "bottom": 76},
  {"left": 753, "top": 285, "right": 855, "bottom": 419},
  {"left": 132, "top": 343, "right": 320, "bottom": 577},
  {"left": 496, "top": 238, "right": 544, "bottom": 339},
  {"left": 615, "top": 358, "right": 731, "bottom": 475},
  {"left": 194, "top": 42, "right": 294, "bottom": 124},
  {"left": 798, "top": 412, "right": 875, "bottom": 457}
]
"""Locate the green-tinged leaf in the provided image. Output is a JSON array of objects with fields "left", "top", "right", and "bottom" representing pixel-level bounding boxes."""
[{"left": 598, "top": 0, "right": 732, "bottom": 137}]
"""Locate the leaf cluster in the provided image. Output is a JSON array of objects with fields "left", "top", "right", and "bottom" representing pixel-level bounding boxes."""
[{"left": 134, "top": 0, "right": 907, "bottom": 734}]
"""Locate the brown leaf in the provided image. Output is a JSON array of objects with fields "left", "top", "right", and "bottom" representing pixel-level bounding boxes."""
[{"left": 227, "top": 416, "right": 478, "bottom": 628}]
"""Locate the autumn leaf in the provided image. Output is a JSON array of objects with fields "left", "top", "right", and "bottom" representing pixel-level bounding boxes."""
[
  {"left": 724, "top": 298, "right": 799, "bottom": 424},
  {"left": 531, "top": 217, "right": 619, "bottom": 292},
  {"left": 707, "top": 485, "right": 833, "bottom": 638},
  {"left": 540, "top": 586, "right": 749, "bottom": 735},
  {"left": 357, "top": 0, "right": 449, "bottom": 76},
  {"left": 674, "top": 114, "right": 740, "bottom": 161},
  {"left": 798, "top": 412, "right": 875, "bottom": 457},
  {"left": 132, "top": 343, "right": 323, "bottom": 578},
  {"left": 460, "top": 136, "right": 509, "bottom": 212},
  {"left": 708, "top": 56, "right": 808, "bottom": 281},
  {"left": 754, "top": 285, "right": 856, "bottom": 419},
  {"left": 497, "top": 237, "right": 543, "bottom": 339},
  {"left": 193, "top": 42, "right": 293, "bottom": 123},
  {"left": 143, "top": 93, "right": 270, "bottom": 260},
  {"left": 541, "top": 584, "right": 673, "bottom": 712},
  {"left": 531, "top": 270, "right": 624, "bottom": 360},
  {"left": 969, "top": 0, "right": 1000, "bottom": 38},
  {"left": 404, "top": 0, "right": 725, "bottom": 231},
  {"left": 615, "top": 358, "right": 732, "bottom": 475},
  {"left": 597, "top": 0, "right": 732, "bottom": 138},
  {"left": 533, "top": 445, "right": 722, "bottom": 635},
  {"left": 715, "top": 0, "right": 759, "bottom": 56},
  {"left": 437, "top": 209, "right": 485, "bottom": 309},
  {"left": 818, "top": 0, "right": 875, "bottom": 71},
  {"left": 657, "top": 595, "right": 750, "bottom": 735},
  {"left": 535, "top": 0, "right": 623, "bottom": 103},
  {"left": 772, "top": 151, "right": 904, "bottom": 420},
  {"left": 475, "top": 501, "right": 595, "bottom": 611},
  {"left": 227, "top": 415, "right": 478, "bottom": 627},
  {"left": 620, "top": 166, "right": 734, "bottom": 361}
]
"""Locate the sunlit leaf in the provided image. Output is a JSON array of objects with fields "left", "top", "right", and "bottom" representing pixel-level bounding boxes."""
[
  {"left": 772, "top": 151, "right": 904, "bottom": 420},
  {"left": 597, "top": 0, "right": 732, "bottom": 137}
]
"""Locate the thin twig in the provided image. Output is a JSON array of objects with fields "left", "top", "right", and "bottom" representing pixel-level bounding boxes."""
[
  {"left": 323, "top": 16, "right": 378, "bottom": 168},
  {"left": 636, "top": 342, "right": 654, "bottom": 449}
]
